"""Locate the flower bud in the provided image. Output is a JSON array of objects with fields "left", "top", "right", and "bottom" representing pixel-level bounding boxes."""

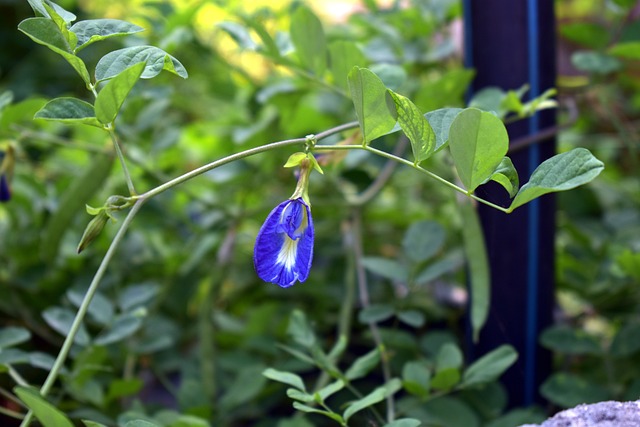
[{"left": 77, "top": 210, "right": 110, "bottom": 253}]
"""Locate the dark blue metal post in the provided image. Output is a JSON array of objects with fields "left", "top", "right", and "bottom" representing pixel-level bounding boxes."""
[{"left": 463, "top": 0, "right": 556, "bottom": 407}]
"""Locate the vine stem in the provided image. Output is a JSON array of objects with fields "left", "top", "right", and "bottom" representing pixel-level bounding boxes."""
[
  {"left": 136, "top": 122, "right": 359, "bottom": 201},
  {"left": 88, "top": 84, "right": 137, "bottom": 195},
  {"left": 19, "top": 199, "right": 145, "bottom": 427},
  {"left": 107, "top": 126, "right": 137, "bottom": 196},
  {"left": 314, "top": 144, "right": 512, "bottom": 213}
]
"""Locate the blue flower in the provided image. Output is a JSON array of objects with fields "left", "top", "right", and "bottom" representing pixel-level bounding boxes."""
[{"left": 254, "top": 198, "right": 314, "bottom": 287}]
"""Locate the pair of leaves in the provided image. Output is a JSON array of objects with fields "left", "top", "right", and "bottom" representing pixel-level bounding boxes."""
[
  {"left": 348, "top": 67, "right": 438, "bottom": 164},
  {"left": 35, "top": 61, "right": 146, "bottom": 127}
]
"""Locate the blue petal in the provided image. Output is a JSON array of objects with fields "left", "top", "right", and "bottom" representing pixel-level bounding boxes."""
[
  {"left": 254, "top": 198, "right": 314, "bottom": 287},
  {"left": 0, "top": 174, "right": 9, "bottom": 203}
]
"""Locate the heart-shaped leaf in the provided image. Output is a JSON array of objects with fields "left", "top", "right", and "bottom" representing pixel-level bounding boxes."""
[
  {"left": 449, "top": 108, "right": 509, "bottom": 193},
  {"left": 348, "top": 67, "right": 397, "bottom": 144}
]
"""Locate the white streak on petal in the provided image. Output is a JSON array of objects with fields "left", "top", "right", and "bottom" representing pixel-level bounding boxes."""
[{"left": 276, "top": 235, "right": 300, "bottom": 270}]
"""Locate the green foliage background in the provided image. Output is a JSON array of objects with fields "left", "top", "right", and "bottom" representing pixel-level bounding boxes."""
[{"left": 0, "top": 0, "right": 636, "bottom": 426}]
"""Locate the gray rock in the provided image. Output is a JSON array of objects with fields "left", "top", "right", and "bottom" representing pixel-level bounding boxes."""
[{"left": 518, "top": 401, "right": 640, "bottom": 427}]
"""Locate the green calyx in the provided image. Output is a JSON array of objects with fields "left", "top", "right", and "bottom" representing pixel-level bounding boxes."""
[{"left": 289, "top": 153, "right": 322, "bottom": 206}]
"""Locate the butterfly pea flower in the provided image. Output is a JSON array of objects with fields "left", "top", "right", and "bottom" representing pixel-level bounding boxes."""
[
  {"left": 254, "top": 153, "right": 322, "bottom": 287},
  {"left": 254, "top": 198, "right": 314, "bottom": 287}
]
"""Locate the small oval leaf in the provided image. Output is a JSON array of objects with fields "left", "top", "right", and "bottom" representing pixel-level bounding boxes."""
[
  {"left": 34, "top": 97, "right": 102, "bottom": 127},
  {"left": 95, "top": 61, "right": 146, "bottom": 124},
  {"left": 509, "top": 148, "right": 604, "bottom": 211},
  {"left": 389, "top": 90, "right": 436, "bottom": 164},
  {"left": 95, "top": 46, "right": 188, "bottom": 82},
  {"left": 70, "top": 19, "right": 144, "bottom": 52}
]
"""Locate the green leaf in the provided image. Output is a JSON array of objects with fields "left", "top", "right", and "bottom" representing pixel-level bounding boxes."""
[
  {"left": 402, "top": 220, "right": 445, "bottom": 264},
  {"left": 348, "top": 67, "right": 397, "bottom": 144},
  {"left": 67, "top": 289, "right": 114, "bottom": 326},
  {"left": 217, "top": 21, "right": 258, "bottom": 50},
  {"left": 94, "top": 312, "right": 144, "bottom": 346},
  {"left": 106, "top": 378, "right": 143, "bottom": 402},
  {"left": 449, "top": 108, "right": 509, "bottom": 193},
  {"left": 343, "top": 379, "right": 401, "bottom": 422},
  {"left": 95, "top": 61, "right": 145, "bottom": 124},
  {"left": 397, "top": 310, "right": 425, "bottom": 328},
  {"left": 358, "top": 304, "right": 395, "bottom": 324},
  {"left": 83, "top": 421, "right": 108, "bottom": 427},
  {"left": 469, "top": 87, "right": 505, "bottom": 114},
  {"left": 540, "top": 373, "right": 610, "bottom": 408},
  {"left": 402, "top": 361, "right": 431, "bottom": 397},
  {"left": 540, "top": 325, "right": 601, "bottom": 355},
  {"left": 430, "top": 368, "right": 460, "bottom": 390},
  {"left": 28, "top": 352, "right": 58, "bottom": 371},
  {"left": 388, "top": 90, "right": 436, "bottom": 164},
  {"left": 124, "top": 422, "right": 160, "bottom": 427},
  {"left": 414, "top": 68, "right": 475, "bottom": 112},
  {"left": 436, "top": 343, "right": 463, "bottom": 370},
  {"left": 15, "top": 387, "right": 74, "bottom": 427},
  {"left": 345, "top": 348, "right": 380, "bottom": 380},
  {"left": 426, "top": 107, "right": 463, "bottom": 152},
  {"left": 287, "top": 309, "right": 315, "bottom": 348},
  {"left": 328, "top": 41, "right": 366, "bottom": 90},
  {"left": 292, "top": 402, "right": 345, "bottom": 424},
  {"left": 361, "top": 257, "right": 408, "bottom": 282},
  {"left": 42, "top": 307, "right": 90, "bottom": 346},
  {"left": 0, "top": 327, "right": 31, "bottom": 349},
  {"left": 460, "top": 200, "right": 490, "bottom": 342},
  {"left": 509, "top": 148, "right": 604, "bottom": 211},
  {"left": 572, "top": 51, "right": 621, "bottom": 74},
  {"left": 611, "top": 322, "right": 640, "bottom": 357},
  {"left": 18, "top": 17, "right": 90, "bottom": 85},
  {"left": 616, "top": 249, "right": 640, "bottom": 280},
  {"left": 316, "top": 379, "right": 345, "bottom": 402},
  {"left": 220, "top": 364, "right": 267, "bottom": 409},
  {"left": 70, "top": 19, "right": 144, "bottom": 52},
  {"left": 277, "top": 344, "right": 315, "bottom": 365},
  {"left": 419, "top": 397, "right": 480, "bottom": 427},
  {"left": 483, "top": 157, "right": 519, "bottom": 198},
  {"left": 609, "top": 41, "right": 640, "bottom": 59},
  {"left": 118, "top": 283, "right": 159, "bottom": 312},
  {"left": 560, "top": 22, "right": 609, "bottom": 49},
  {"left": 241, "top": 16, "right": 280, "bottom": 58},
  {"left": 462, "top": 345, "right": 517, "bottom": 387},
  {"left": 485, "top": 408, "right": 546, "bottom": 427},
  {"left": 0, "top": 349, "right": 30, "bottom": 365},
  {"left": 42, "top": 2, "right": 77, "bottom": 51},
  {"left": 287, "top": 388, "right": 314, "bottom": 403},
  {"left": 370, "top": 64, "right": 407, "bottom": 90},
  {"left": 263, "top": 368, "right": 306, "bottom": 391},
  {"left": 34, "top": 97, "right": 102, "bottom": 127},
  {"left": 290, "top": 6, "right": 326, "bottom": 75},
  {"left": 27, "top": 0, "right": 76, "bottom": 22},
  {"left": 415, "top": 250, "right": 464, "bottom": 285},
  {"left": 95, "top": 46, "right": 188, "bottom": 82},
  {"left": 383, "top": 419, "right": 422, "bottom": 427}
]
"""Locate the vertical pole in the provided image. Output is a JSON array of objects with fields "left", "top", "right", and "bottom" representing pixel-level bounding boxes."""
[{"left": 463, "top": 0, "right": 556, "bottom": 407}]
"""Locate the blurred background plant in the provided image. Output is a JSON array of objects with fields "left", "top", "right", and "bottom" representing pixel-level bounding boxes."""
[{"left": 0, "top": 0, "right": 631, "bottom": 426}]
